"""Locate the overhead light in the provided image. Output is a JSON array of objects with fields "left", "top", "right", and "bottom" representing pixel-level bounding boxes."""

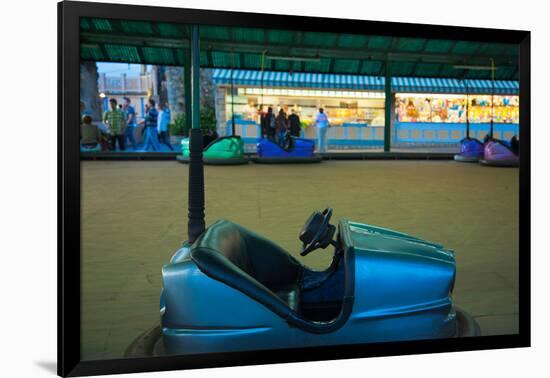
[
  {"left": 267, "top": 54, "right": 321, "bottom": 62},
  {"left": 453, "top": 65, "right": 498, "bottom": 70}
]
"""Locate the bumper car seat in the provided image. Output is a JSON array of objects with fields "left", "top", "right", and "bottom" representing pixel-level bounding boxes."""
[{"left": 190, "top": 220, "right": 304, "bottom": 312}]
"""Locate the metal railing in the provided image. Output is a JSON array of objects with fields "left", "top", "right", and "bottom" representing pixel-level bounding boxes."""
[
  {"left": 394, "top": 122, "right": 519, "bottom": 145},
  {"left": 224, "top": 119, "right": 519, "bottom": 149},
  {"left": 98, "top": 74, "right": 151, "bottom": 94}
]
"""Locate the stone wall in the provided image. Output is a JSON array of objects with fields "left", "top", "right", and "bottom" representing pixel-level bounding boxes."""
[
  {"left": 80, "top": 62, "right": 102, "bottom": 121},
  {"left": 163, "top": 67, "right": 216, "bottom": 119},
  {"left": 164, "top": 66, "right": 185, "bottom": 116}
]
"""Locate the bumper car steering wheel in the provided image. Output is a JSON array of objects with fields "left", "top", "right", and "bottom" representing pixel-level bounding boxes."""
[{"left": 299, "top": 207, "right": 337, "bottom": 256}]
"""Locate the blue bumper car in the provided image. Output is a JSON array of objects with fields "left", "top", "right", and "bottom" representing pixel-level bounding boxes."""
[
  {"left": 453, "top": 82, "right": 484, "bottom": 163},
  {"left": 454, "top": 137, "right": 484, "bottom": 162},
  {"left": 479, "top": 135, "right": 519, "bottom": 167},
  {"left": 251, "top": 135, "right": 322, "bottom": 164},
  {"left": 126, "top": 208, "right": 479, "bottom": 357}
]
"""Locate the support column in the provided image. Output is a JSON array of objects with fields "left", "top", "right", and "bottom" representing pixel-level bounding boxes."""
[
  {"left": 384, "top": 61, "right": 392, "bottom": 152},
  {"left": 183, "top": 50, "right": 192, "bottom": 134},
  {"left": 187, "top": 24, "right": 205, "bottom": 243},
  {"left": 152, "top": 66, "right": 159, "bottom": 98}
]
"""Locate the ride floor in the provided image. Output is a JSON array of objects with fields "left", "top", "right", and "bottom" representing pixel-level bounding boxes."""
[{"left": 81, "top": 160, "right": 519, "bottom": 361}]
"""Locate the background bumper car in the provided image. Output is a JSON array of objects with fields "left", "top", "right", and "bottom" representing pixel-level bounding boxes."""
[
  {"left": 454, "top": 137, "right": 484, "bottom": 162},
  {"left": 252, "top": 136, "right": 322, "bottom": 164},
  {"left": 80, "top": 143, "right": 101, "bottom": 153},
  {"left": 480, "top": 136, "right": 519, "bottom": 167},
  {"left": 177, "top": 136, "right": 248, "bottom": 165}
]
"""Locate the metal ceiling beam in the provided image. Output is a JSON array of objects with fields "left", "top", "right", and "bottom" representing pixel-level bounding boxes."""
[
  {"left": 207, "top": 48, "right": 213, "bottom": 67},
  {"left": 359, "top": 60, "right": 366, "bottom": 74},
  {"left": 411, "top": 40, "right": 429, "bottom": 76},
  {"left": 151, "top": 22, "right": 161, "bottom": 38},
  {"left": 434, "top": 63, "right": 446, "bottom": 76},
  {"left": 328, "top": 57, "right": 335, "bottom": 72},
  {"left": 377, "top": 61, "right": 386, "bottom": 76},
  {"left": 136, "top": 47, "right": 145, "bottom": 64},
  {"left": 334, "top": 33, "right": 341, "bottom": 49},
  {"left": 510, "top": 65, "right": 519, "bottom": 79},
  {"left": 472, "top": 42, "right": 487, "bottom": 57},
  {"left": 80, "top": 32, "right": 518, "bottom": 66},
  {"left": 98, "top": 43, "right": 110, "bottom": 62},
  {"left": 390, "top": 37, "right": 399, "bottom": 50},
  {"left": 447, "top": 40, "right": 458, "bottom": 53},
  {"left": 294, "top": 31, "right": 303, "bottom": 46}
]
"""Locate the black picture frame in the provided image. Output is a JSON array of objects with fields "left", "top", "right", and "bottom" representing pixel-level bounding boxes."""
[{"left": 58, "top": 1, "right": 531, "bottom": 376}]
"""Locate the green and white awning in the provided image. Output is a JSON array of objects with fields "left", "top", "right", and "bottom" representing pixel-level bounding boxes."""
[
  {"left": 391, "top": 76, "right": 519, "bottom": 94},
  {"left": 212, "top": 69, "right": 519, "bottom": 95},
  {"left": 212, "top": 69, "right": 385, "bottom": 90}
]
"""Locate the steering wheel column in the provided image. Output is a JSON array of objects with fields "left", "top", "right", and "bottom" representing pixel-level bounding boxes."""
[{"left": 299, "top": 208, "right": 338, "bottom": 256}]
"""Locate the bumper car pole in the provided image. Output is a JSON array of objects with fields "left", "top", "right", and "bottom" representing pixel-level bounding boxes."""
[
  {"left": 490, "top": 58, "right": 495, "bottom": 139},
  {"left": 188, "top": 24, "right": 205, "bottom": 243},
  {"left": 231, "top": 53, "right": 236, "bottom": 136}
]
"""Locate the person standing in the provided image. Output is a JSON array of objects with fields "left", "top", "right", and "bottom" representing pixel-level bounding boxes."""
[
  {"left": 122, "top": 97, "right": 137, "bottom": 151},
  {"left": 314, "top": 107, "right": 330, "bottom": 152},
  {"left": 103, "top": 98, "right": 126, "bottom": 151},
  {"left": 264, "top": 108, "right": 269, "bottom": 139},
  {"left": 157, "top": 103, "right": 174, "bottom": 150},
  {"left": 261, "top": 107, "right": 274, "bottom": 141},
  {"left": 288, "top": 109, "right": 301, "bottom": 137},
  {"left": 140, "top": 98, "right": 161, "bottom": 151},
  {"left": 275, "top": 109, "right": 288, "bottom": 146}
]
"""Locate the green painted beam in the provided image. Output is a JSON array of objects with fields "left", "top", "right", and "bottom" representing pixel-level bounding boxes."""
[
  {"left": 184, "top": 48, "right": 192, "bottom": 133},
  {"left": 80, "top": 32, "right": 518, "bottom": 67},
  {"left": 191, "top": 26, "right": 200, "bottom": 130},
  {"left": 384, "top": 61, "right": 392, "bottom": 152},
  {"left": 187, "top": 24, "right": 205, "bottom": 243}
]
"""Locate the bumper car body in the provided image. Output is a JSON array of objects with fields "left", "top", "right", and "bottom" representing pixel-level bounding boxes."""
[
  {"left": 253, "top": 137, "right": 321, "bottom": 163},
  {"left": 80, "top": 143, "right": 101, "bottom": 153},
  {"left": 178, "top": 136, "right": 248, "bottom": 165},
  {"left": 160, "top": 216, "right": 462, "bottom": 356},
  {"left": 454, "top": 137, "right": 484, "bottom": 162},
  {"left": 480, "top": 137, "right": 519, "bottom": 167}
]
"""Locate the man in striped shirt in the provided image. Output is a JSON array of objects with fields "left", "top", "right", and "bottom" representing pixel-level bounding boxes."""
[
  {"left": 141, "top": 98, "right": 161, "bottom": 151},
  {"left": 103, "top": 98, "right": 127, "bottom": 151}
]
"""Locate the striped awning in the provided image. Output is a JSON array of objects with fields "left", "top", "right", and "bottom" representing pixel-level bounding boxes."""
[
  {"left": 212, "top": 69, "right": 519, "bottom": 95},
  {"left": 212, "top": 69, "right": 385, "bottom": 91},
  {"left": 391, "top": 77, "right": 519, "bottom": 94}
]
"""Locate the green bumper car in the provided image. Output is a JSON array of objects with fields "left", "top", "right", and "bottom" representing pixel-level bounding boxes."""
[{"left": 177, "top": 136, "right": 249, "bottom": 165}]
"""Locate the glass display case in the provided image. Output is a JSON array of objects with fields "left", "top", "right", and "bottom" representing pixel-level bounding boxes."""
[
  {"left": 225, "top": 87, "right": 385, "bottom": 127},
  {"left": 396, "top": 93, "right": 519, "bottom": 124}
]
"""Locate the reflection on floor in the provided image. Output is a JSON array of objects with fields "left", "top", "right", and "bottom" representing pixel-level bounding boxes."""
[
  {"left": 90, "top": 144, "right": 460, "bottom": 155},
  {"left": 81, "top": 160, "right": 518, "bottom": 360},
  {"left": 106, "top": 142, "right": 179, "bottom": 152}
]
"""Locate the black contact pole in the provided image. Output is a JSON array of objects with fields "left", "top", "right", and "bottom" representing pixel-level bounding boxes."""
[
  {"left": 489, "top": 58, "right": 495, "bottom": 139},
  {"left": 187, "top": 24, "right": 205, "bottom": 243},
  {"left": 383, "top": 61, "right": 392, "bottom": 152},
  {"left": 260, "top": 50, "right": 266, "bottom": 111},
  {"left": 464, "top": 80, "right": 470, "bottom": 138},
  {"left": 231, "top": 54, "right": 236, "bottom": 136}
]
